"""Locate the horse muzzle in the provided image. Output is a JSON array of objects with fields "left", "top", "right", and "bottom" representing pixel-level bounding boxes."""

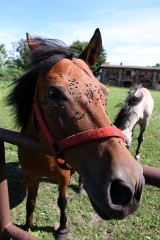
[{"left": 84, "top": 175, "right": 144, "bottom": 220}]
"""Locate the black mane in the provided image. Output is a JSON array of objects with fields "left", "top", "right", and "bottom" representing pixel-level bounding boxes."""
[
  {"left": 7, "top": 37, "right": 76, "bottom": 130},
  {"left": 114, "top": 85, "right": 143, "bottom": 128}
]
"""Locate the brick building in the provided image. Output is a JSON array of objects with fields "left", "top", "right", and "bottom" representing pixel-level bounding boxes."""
[{"left": 100, "top": 63, "right": 160, "bottom": 89}]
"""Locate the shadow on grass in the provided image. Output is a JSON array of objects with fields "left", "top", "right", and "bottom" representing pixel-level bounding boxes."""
[
  {"left": 15, "top": 224, "right": 59, "bottom": 239},
  {"left": 41, "top": 175, "right": 81, "bottom": 193},
  {"left": 5, "top": 164, "right": 82, "bottom": 238},
  {"left": 6, "top": 163, "right": 81, "bottom": 210},
  {"left": 6, "top": 162, "right": 26, "bottom": 209},
  {"left": 15, "top": 224, "right": 55, "bottom": 233}
]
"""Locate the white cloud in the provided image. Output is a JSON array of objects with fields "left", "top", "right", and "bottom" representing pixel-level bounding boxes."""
[
  {"left": 0, "top": 28, "right": 25, "bottom": 51},
  {"left": 36, "top": 6, "right": 160, "bottom": 66},
  {"left": 1, "top": 4, "right": 160, "bottom": 66},
  {"left": 108, "top": 46, "right": 160, "bottom": 66},
  {"left": 100, "top": 10, "right": 160, "bottom": 66}
]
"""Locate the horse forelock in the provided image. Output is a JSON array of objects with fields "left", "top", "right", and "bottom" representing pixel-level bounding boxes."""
[
  {"left": 30, "top": 37, "right": 76, "bottom": 67},
  {"left": 7, "top": 37, "right": 77, "bottom": 130}
]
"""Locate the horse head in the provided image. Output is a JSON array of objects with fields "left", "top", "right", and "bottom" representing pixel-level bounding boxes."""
[{"left": 26, "top": 29, "right": 144, "bottom": 220}]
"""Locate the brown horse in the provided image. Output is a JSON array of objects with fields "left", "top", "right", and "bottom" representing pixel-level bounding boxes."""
[{"left": 8, "top": 29, "right": 144, "bottom": 240}]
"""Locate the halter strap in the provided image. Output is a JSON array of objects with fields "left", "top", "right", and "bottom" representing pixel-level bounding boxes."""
[
  {"left": 59, "top": 127, "right": 124, "bottom": 150},
  {"left": 33, "top": 99, "right": 125, "bottom": 156}
]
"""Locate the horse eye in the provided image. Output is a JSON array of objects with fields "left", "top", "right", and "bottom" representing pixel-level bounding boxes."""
[{"left": 47, "top": 87, "right": 65, "bottom": 101}]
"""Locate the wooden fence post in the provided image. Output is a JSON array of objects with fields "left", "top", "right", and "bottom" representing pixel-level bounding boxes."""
[
  {"left": 0, "top": 140, "right": 38, "bottom": 240},
  {"left": 0, "top": 140, "right": 11, "bottom": 239}
]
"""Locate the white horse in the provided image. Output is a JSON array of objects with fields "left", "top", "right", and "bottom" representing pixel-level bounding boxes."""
[{"left": 114, "top": 85, "right": 154, "bottom": 160}]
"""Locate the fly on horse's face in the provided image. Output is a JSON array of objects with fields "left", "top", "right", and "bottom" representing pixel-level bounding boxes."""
[
  {"left": 8, "top": 29, "right": 144, "bottom": 239},
  {"left": 39, "top": 57, "right": 109, "bottom": 139}
]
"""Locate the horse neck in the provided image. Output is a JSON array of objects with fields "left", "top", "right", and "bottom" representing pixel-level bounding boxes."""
[
  {"left": 121, "top": 109, "right": 139, "bottom": 134},
  {"left": 23, "top": 114, "right": 53, "bottom": 156}
]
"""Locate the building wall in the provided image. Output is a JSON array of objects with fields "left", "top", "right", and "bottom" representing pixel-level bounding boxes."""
[{"left": 100, "top": 66, "right": 160, "bottom": 89}]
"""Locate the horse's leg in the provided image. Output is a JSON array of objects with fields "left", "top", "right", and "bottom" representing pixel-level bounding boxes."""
[
  {"left": 77, "top": 175, "right": 84, "bottom": 192},
  {"left": 24, "top": 175, "right": 40, "bottom": 230},
  {"left": 56, "top": 176, "right": 70, "bottom": 240},
  {"left": 135, "top": 125, "right": 146, "bottom": 161}
]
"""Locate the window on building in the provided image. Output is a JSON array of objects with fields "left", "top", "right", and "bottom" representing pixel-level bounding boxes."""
[{"left": 126, "top": 70, "right": 132, "bottom": 76}]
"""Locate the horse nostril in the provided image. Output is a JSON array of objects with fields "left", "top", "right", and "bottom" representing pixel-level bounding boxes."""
[{"left": 110, "top": 180, "right": 133, "bottom": 206}]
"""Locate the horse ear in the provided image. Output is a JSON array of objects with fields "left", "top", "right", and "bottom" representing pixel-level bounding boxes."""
[
  {"left": 79, "top": 28, "right": 102, "bottom": 67},
  {"left": 26, "top": 33, "right": 37, "bottom": 51}
]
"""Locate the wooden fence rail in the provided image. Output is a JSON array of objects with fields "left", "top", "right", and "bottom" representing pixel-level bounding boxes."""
[
  {"left": 0, "top": 127, "right": 160, "bottom": 239},
  {"left": 0, "top": 128, "right": 43, "bottom": 240}
]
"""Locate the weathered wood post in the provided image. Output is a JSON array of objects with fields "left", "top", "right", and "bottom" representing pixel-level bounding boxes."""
[
  {"left": 0, "top": 140, "right": 38, "bottom": 240},
  {"left": 142, "top": 164, "right": 160, "bottom": 188},
  {"left": 0, "top": 140, "right": 11, "bottom": 239}
]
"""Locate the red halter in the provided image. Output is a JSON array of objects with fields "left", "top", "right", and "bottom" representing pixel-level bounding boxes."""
[{"left": 32, "top": 97, "right": 125, "bottom": 156}]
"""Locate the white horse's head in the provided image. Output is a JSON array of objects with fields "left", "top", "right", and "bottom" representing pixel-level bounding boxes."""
[{"left": 122, "top": 128, "right": 132, "bottom": 148}]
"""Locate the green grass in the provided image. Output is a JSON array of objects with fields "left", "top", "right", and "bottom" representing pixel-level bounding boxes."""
[{"left": 0, "top": 84, "right": 160, "bottom": 240}]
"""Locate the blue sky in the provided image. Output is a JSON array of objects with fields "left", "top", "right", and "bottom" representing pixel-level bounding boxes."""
[{"left": 1, "top": 0, "right": 160, "bottom": 66}]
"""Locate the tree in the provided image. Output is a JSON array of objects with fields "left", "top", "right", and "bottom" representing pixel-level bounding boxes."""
[
  {"left": 70, "top": 40, "right": 106, "bottom": 76},
  {"left": 5, "top": 59, "right": 24, "bottom": 79},
  {"left": 0, "top": 43, "right": 7, "bottom": 68},
  {"left": 0, "top": 42, "right": 24, "bottom": 81},
  {"left": 70, "top": 40, "right": 87, "bottom": 54},
  {"left": 11, "top": 38, "right": 30, "bottom": 71},
  {"left": 156, "top": 63, "right": 160, "bottom": 67}
]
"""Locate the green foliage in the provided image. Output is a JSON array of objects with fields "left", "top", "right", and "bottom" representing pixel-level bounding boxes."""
[
  {"left": 0, "top": 41, "right": 25, "bottom": 82},
  {"left": 0, "top": 36, "right": 107, "bottom": 82},
  {"left": 0, "top": 59, "right": 24, "bottom": 82},
  {"left": 70, "top": 40, "right": 87, "bottom": 53},
  {"left": 0, "top": 43, "right": 7, "bottom": 67},
  {"left": 11, "top": 38, "right": 30, "bottom": 71},
  {"left": 0, "top": 85, "right": 159, "bottom": 240},
  {"left": 70, "top": 40, "right": 106, "bottom": 75},
  {"left": 156, "top": 63, "right": 160, "bottom": 66}
]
